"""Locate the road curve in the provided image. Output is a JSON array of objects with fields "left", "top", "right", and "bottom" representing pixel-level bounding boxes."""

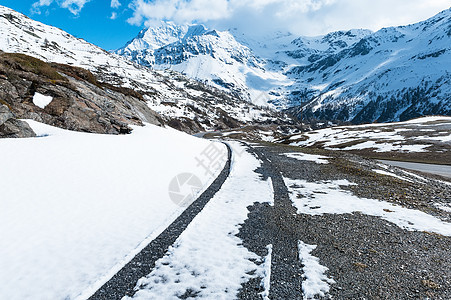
[{"left": 88, "top": 143, "right": 232, "bottom": 300}]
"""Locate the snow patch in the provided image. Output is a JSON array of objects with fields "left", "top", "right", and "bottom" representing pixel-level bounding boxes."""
[
  {"left": 285, "top": 178, "right": 451, "bottom": 236},
  {"left": 298, "top": 241, "right": 335, "bottom": 300},
  {"left": 260, "top": 244, "right": 273, "bottom": 300},
  {"left": 398, "top": 169, "right": 429, "bottom": 182},
  {"left": 373, "top": 169, "right": 413, "bottom": 182},
  {"left": 32, "top": 92, "right": 53, "bottom": 109},
  {"left": 342, "top": 141, "right": 431, "bottom": 153},
  {"left": 283, "top": 152, "right": 329, "bottom": 164},
  {"left": 434, "top": 203, "right": 451, "bottom": 213}
]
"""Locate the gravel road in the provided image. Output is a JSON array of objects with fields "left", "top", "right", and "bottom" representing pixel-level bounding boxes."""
[
  {"left": 237, "top": 143, "right": 450, "bottom": 299},
  {"left": 88, "top": 141, "right": 450, "bottom": 299},
  {"left": 88, "top": 144, "right": 232, "bottom": 300}
]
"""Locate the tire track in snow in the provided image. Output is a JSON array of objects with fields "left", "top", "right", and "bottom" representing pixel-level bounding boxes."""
[{"left": 239, "top": 144, "right": 305, "bottom": 299}]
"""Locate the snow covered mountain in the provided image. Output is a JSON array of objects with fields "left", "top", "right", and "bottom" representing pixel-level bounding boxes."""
[
  {"left": 118, "top": 8, "right": 451, "bottom": 124},
  {"left": 287, "top": 8, "right": 451, "bottom": 123},
  {"left": 117, "top": 22, "right": 291, "bottom": 106},
  {"left": 0, "top": 5, "right": 288, "bottom": 134}
]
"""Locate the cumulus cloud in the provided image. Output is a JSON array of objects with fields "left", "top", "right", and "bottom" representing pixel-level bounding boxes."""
[
  {"left": 31, "top": 0, "right": 54, "bottom": 14},
  {"left": 127, "top": 0, "right": 231, "bottom": 27},
  {"left": 60, "top": 0, "right": 90, "bottom": 14},
  {"left": 111, "top": 0, "right": 121, "bottom": 9},
  {"left": 127, "top": 0, "right": 451, "bottom": 36},
  {"left": 31, "top": 0, "right": 90, "bottom": 15},
  {"left": 110, "top": 12, "right": 118, "bottom": 20}
]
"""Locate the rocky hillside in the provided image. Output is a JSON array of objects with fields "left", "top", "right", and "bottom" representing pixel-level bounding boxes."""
[
  {"left": 0, "top": 5, "right": 290, "bottom": 136},
  {"left": 0, "top": 102, "right": 35, "bottom": 138},
  {"left": 118, "top": 8, "right": 451, "bottom": 124},
  {"left": 0, "top": 51, "right": 163, "bottom": 136}
]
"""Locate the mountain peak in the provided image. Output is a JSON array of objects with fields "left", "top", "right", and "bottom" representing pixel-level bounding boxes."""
[
  {"left": 116, "top": 8, "right": 450, "bottom": 122},
  {"left": 183, "top": 24, "right": 208, "bottom": 39},
  {"left": 122, "top": 21, "right": 188, "bottom": 52}
]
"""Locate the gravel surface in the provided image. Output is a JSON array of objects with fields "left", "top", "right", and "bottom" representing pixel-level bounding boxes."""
[
  {"left": 88, "top": 140, "right": 450, "bottom": 300},
  {"left": 237, "top": 143, "right": 450, "bottom": 299},
  {"left": 88, "top": 144, "right": 232, "bottom": 300}
]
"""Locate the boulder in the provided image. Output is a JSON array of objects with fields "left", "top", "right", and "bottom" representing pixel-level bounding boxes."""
[{"left": 0, "top": 104, "right": 36, "bottom": 138}]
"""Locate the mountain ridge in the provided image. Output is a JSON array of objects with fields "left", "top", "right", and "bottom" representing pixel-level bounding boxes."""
[
  {"left": 0, "top": 5, "right": 291, "bottom": 135},
  {"left": 118, "top": 7, "right": 451, "bottom": 124}
]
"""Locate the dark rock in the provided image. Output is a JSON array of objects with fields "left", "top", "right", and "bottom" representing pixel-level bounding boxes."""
[
  {"left": 0, "top": 104, "right": 36, "bottom": 138},
  {"left": 0, "top": 52, "right": 164, "bottom": 135},
  {"left": 0, "top": 103, "right": 14, "bottom": 124}
]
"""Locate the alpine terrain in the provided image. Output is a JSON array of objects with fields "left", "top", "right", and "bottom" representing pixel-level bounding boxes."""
[
  {"left": 118, "top": 8, "right": 451, "bottom": 124},
  {"left": 0, "top": 3, "right": 450, "bottom": 300},
  {"left": 0, "top": 5, "right": 291, "bottom": 136}
]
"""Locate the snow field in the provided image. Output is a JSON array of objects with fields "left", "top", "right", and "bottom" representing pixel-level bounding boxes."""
[{"left": 0, "top": 121, "right": 227, "bottom": 300}]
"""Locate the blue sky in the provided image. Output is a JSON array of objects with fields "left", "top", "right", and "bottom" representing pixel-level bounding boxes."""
[
  {"left": 1, "top": 1, "right": 450, "bottom": 51},
  {"left": 0, "top": 0, "right": 140, "bottom": 50}
]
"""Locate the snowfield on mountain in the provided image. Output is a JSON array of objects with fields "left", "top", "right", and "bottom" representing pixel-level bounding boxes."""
[
  {"left": 0, "top": 5, "right": 286, "bottom": 133},
  {"left": 0, "top": 3, "right": 450, "bottom": 300},
  {"left": 118, "top": 8, "right": 451, "bottom": 123}
]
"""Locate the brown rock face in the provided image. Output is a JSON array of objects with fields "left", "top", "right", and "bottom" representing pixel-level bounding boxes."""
[
  {"left": 0, "top": 104, "right": 36, "bottom": 138},
  {"left": 0, "top": 52, "right": 163, "bottom": 136}
]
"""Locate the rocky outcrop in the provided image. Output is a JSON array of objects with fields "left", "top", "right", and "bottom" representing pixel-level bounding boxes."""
[
  {"left": 0, "top": 5, "right": 295, "bottom": 136},
  {"left": 0, "top": 52, "right": 164, "bottom": 136},
  {"left": 0, "top": 104, "right": 36, "bottom": 138}
]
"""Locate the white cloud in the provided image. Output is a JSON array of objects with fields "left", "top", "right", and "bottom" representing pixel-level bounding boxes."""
[
  {"left": 33, "top": 0, "right": 54, "bottom": 6},
  {"left": 60, "top": 0, "right": 90, "bottom": 15},
  {"left": 31, "top": 0, "right": 54, "bottom": 14},
  {"left": 111, "top": 0, "right": 121, "bottom": 9},
  {"left": 127, "top": 0, "right": 451, "bottom": 37},
  {"left": 110, "top": 12, "right": 118, "bottom": 20},
  {"left": 31, "top": 0, "right": 90, "bottom": 15},
  {"left": 127, "top": 0, "right": 231, "bottom": 26}
]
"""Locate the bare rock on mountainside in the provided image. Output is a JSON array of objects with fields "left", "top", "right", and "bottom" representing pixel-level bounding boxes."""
[
  {"left": 0, "top": 5, "right": 296, "bottom": 136},
  {"left": 0, "top": 104, "right": 36, "bottom": 138},
  {"left": 0, "top": 52, "right": 163, "bottom": 135}
]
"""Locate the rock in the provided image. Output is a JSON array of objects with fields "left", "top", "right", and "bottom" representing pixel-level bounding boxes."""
[
  {"left": 0, "top": 103, "right": 14, "bottom": 125},
  {"left": 0, "top": 53, "right": 164, "bottom": 135},
  {"left": 0, "top": 118, "right": 36, "bottom": 138},
  {"left": 0, "top": 104, "right": 36, "bottom": 138}
]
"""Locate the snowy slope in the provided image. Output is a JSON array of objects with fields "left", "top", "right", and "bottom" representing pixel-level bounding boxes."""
[
  {"left": 118, "top": 8, "right": 451, "bottom": 123},
  {"left": 0, "top": 120, "right": 227, "bottom": 300},
  {"left": 0, "top": 5, "right": 158, "bottom": 89},
  {"left": 122, "top": 21, "right": 190, "bottom": 54},
  {"left": 0, "top": 5, "right": 286, "bottom": 132},
  {"left": 117, "top": 22, "right": 293, "bottom": 106},
  {"left": 288, "top": 8, "right": 451, "bottom": 123}
]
